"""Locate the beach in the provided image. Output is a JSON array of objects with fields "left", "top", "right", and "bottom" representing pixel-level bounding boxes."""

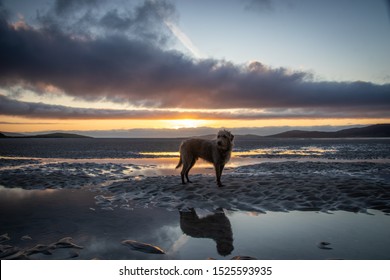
[{"left": 1, "top": 138, "right": 390, "bottom": 260}]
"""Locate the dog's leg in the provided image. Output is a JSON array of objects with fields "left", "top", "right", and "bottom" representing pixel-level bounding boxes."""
[
  {"left": 215, "top": 163, "right": 225, "bottom": 187},
  {"left": 181, "top": 156, "right": 194, "bottom": 184},
  {"left": 185, "top": 158, "right": 196, "bottom": 183},
  {"left": 180, "top": 169, "right": 186, "bottom": 184},
  {"left": 180, "top": 158, "right": 187, "bottom": 184}
]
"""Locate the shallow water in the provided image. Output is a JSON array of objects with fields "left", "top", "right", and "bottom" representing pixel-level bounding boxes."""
[{"left": 1, "top": 138, "right": 390, "bottom": 159}]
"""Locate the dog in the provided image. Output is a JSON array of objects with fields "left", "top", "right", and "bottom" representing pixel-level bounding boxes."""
[{"left": 176, "top": 130, "right": 234, "bottom": 187}]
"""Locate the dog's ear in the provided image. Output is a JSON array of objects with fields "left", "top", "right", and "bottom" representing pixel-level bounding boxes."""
[{"left": 230, "top": 134, "right": 234, "bottom": 141}]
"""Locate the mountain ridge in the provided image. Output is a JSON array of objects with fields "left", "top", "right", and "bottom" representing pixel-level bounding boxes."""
[
  {"left": 266, "top": 124, "right": 390, "bottom": 138},
  {"left": 0, "top": 132, "right": 92, "bottom": 138}
]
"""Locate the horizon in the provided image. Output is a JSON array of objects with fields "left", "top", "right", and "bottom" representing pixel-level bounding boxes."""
[
  {"left": 1, "top": 0, "right": 390, "bottom": 134},
  {"left": 2, "top": 123, "right": 389, "bottom": 138}
]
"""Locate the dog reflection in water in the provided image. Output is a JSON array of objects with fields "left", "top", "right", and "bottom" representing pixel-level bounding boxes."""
[{"left": 179, "top": 208, "right": 234, "bottom": 256}]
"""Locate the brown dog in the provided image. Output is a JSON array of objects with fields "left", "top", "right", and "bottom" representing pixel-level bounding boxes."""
[{"left": 176, "top": 130, "right": 234, "bottom": 187}]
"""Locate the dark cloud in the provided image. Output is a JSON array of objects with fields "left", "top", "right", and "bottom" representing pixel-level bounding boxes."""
[
  {"left": 0, "top": 0, "right": 9, "bottom": 21},
  {"left": 37, "top": 0, "right": 174, "bottom": 45},
  {"left": 98, "top": 0, "right": 175, "bottom": 44},
  {"left": 0, "top": 94, "right": 182, "bottom": 119},
  {"left": 0, "top": 0, "right": 389, "bottom": 120},
  {"left": 99, "top": 9, "right": 133, "bottom": 30},
  {"left": 54, "top": 0, "right": 100, "bottom": 15},
  {"left": 1, "top": 95, "right": 389, "bottom": 120}
]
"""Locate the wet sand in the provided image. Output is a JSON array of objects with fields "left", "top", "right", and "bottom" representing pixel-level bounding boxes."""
[{"left": 1, "top": 157, "right": 389, "bottom": 213}]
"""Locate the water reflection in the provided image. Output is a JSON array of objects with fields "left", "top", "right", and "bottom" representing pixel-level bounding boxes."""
[
  {"left": 179, "top": 208, "right": 234, "bottom": 256},
  {"left": 1, "top": 186, "right": 389, "bottom": 260},
  {"left": 233, "top": 146, "right": 338, "bottom": 157}
]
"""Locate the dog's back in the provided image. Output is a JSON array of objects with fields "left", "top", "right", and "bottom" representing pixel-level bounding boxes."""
[{"left": 180, "top": 138, "right": 215, "bottom": 163}]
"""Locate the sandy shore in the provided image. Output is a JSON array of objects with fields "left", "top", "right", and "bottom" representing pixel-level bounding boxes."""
[{"left": 1, "top": 158, "right": 389, "bottom": 214}]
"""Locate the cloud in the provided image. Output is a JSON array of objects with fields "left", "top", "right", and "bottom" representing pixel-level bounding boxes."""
[
  {"left": 36, "top": 0, "right": 175, "bottom": 46},
  {"left": 0, "top": 0, "right": 389, "bottom": 120},
  {"left": 164, "top": 19, "right": 202, "bottom": 58},
  {"left": 0, "top": 94, "right": 181, "bottom": 119},
  {"left": 0, "top": 0, "right": 8, "bottom": 20},
  {"left": 0, "top": 121, "right": 58, "bottom": 125},
  {"left": 54, "top": 0, "right": 100, "bottom": 15},
  {"left": 98, "top": 0, "right": 176, "bottom": 44},
  {"left": 1, "top": 95, "right": 389, "bottom": 120}
]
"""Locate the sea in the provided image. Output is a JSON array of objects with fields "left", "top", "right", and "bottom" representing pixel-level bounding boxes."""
[
  {"left": 1, "top": 137, "right": 390, "bottom": 160},
  {"left": 1, "top": 137, "right": 390, "bottom": 260}
]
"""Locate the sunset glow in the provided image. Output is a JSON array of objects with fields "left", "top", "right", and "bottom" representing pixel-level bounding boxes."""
[
  {"left": 164, "top": 119, "right": 208, "bottom": 129},
  {"left": 0, "top": 0, "right": 389, "bottom": 137}
]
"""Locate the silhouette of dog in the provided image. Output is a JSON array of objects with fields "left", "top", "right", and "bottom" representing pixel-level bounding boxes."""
[
  {"left": 176, "top": 130, "right": 234, "bottom": 187},
  {"left": 179, "top": 208, "right": 234, "bottom": 256}
]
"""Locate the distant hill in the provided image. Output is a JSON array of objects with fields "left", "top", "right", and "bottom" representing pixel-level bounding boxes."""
[
  {"left": 1, "top": 132, "right": 26, "bottom": 137},
  {"left": 2, "top": 125, "right": 389, "bottom": 139},
  {"left": 267, "top": 124, "right": 390, "bottom": 138},
  {"left": 29, "top": 133, "right": 92, "bottom": 138},
  {"left": 0, "top": 132, "right": 92, "bottom": 138}
]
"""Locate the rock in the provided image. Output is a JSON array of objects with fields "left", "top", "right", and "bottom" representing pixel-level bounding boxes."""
[
  {"left": 54, "top": 237, "right": 84, "bottom": 249},
  {"left": 0, "top": 244, "right": 13, "bottom": 252},
  {"left": 0, "top": 247, "right": 20, "bottom": 259},
  {"left": 231, "top": 255, "right": 258, "bottom": 260},
  {"left": 3, "top": 250, "right": 29, "bottom": 260},
  {"left": 21, "top": 235, "right": 33, "bottom": 241},
  {"left": 318, "top": 241, "right": 333, "bottom": 250},
  {"left": 0, "top": 233, "right": 10, "bottom": 243},
  {"left": 25, "top": 244, "right": 55, "bottom": 256},
  {"left": 121, "top": 240, "right": 165, "bottom": 254}
]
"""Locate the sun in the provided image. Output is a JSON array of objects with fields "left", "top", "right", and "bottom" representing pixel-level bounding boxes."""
[{"left": 166, "top": 119, "right": 207, "bottom": 129}]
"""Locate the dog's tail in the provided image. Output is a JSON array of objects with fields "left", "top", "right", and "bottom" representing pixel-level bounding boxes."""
[{"left": 175, "top": 158, "right": 182, "bottom": 169}]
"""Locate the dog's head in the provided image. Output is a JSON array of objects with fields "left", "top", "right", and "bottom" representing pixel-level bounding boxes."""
[{"left": 216, "top": 130, "right": 234, "bottom": 150}]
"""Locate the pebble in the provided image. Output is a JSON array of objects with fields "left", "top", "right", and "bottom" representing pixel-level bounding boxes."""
[
  {"left": 0, "top": 247, "right": 20, "bottom": 259},
  {"left": 121, "top": 240, "right": 165, "bottom": 254},
  {"left": 318, "top": 241, "right": 333, "bottom": 250},
  {"left": 0, "top": 235, "right": 85, "bottom": 260},
  {"left": 21, "top": 235, "right": 33, "bottom": 241},
  {"left": 54, "top": 237, "right": 84, "bottom": 249},
  {"left": 0, "top": 233, "right": 10, "bottom": 243},
  {"left": 25, "top": 244, "right": 55, "bottom": 256},
  {"left": 231, "top": 256, "right": 258, "bottom": 260}
]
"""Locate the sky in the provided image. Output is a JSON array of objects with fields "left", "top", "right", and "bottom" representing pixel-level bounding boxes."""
[{"left": 0, "top": 0, "right": 390, "bottom": 137}]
